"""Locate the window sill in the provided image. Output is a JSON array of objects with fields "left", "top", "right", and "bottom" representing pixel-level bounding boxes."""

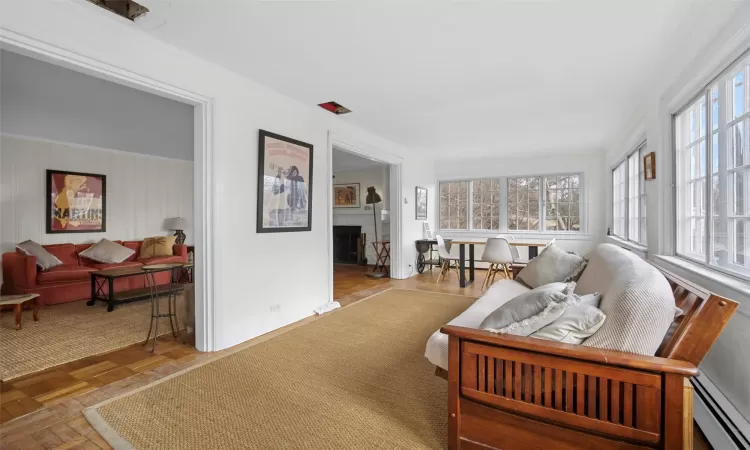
[
  {"left": 653, "top": 255, "right": 750, "bottom": 301},
  {"left": 606, "top": 236, "right": 648, "bottom": 253},
  {"left": 435, "top": 230, "right": 593, "bottom": 241}
]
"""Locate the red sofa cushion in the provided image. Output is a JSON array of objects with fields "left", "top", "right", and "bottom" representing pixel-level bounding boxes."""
[
  {"left": 37, "top": 264, "right": 96, "bottom": 285},
  {"left": 122, "top": 241, "right": 143, "bottom": 261},
  {"left": 85, "top": 261, "right": 144, "bottom": 271},
  {"left": 40, "top": 244, "right": 79, "bottom": 265}
]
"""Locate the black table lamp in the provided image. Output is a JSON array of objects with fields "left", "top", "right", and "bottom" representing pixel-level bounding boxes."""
[{"left": 365, "top": 187, "right": 386, "bottom": 278}]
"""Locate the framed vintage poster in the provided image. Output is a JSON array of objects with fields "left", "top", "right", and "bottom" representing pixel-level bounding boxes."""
[
  {"left": 644, "top": 151, "right": 656, "bottom": 180},
  {"left": 333, "top": 183, "right": 360, "bottom": 208},
  {"left": 257, "top": 130, "right": 314, "bottom": 233},
  {"left": 46, "top": 170, "right": 106, "bottom": 233},
  {"left": 415, "top": 186, "right": 428, "bottom": 220}
]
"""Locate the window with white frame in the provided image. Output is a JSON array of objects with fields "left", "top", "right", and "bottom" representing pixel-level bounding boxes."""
[
  {"left": 611, "top": 142, "right": 647, "bottom": 244},
  {"left": 438, "top": 174, "right": 582, "bottom": 232},
  {"left": 675, "top": 51, "right": 750, "bottom": 278},
  {"left": 508, "top": 177, "right": 540, "bottom": 231},
  {"left": 612, "top": 161, "right": 627, "bottom": 237},
  {"left": 439, "top": 181, "right": 468, "bottom": 230}
]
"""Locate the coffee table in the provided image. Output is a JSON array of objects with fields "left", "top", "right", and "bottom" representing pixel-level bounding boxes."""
[
  {"left": 0, "top": 294, "right": 40, "bottom": 330},
  {"left": 88, "top": 265, "right": 184, "bottom": 312}
]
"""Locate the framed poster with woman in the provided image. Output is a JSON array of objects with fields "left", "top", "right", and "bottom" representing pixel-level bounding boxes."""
[{"left": 257, "top": 130, "right": 314, "bottom": 233}]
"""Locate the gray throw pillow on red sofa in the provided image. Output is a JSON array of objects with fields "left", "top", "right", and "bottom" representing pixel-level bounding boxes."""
[{"left": 16, "top": 240, "right": 62, "bottom": 271}]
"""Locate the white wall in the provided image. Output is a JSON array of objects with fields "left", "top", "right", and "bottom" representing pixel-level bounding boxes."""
[
  {"left": 0, "top": 49, "right": 194, "bottom": 161},
  {"left": 332, "top": 166, "right": 389, "bottom": 264},
  {"left": 604, "top": 3, "right": 750, "bottom": 421},
  {"left": 0, "top": 0, "right": 433, "bottom": 351},
  {"left": 433, "top": 152, "right": 606, "bottom": 260},
  {"left": 0, "top": 135, "right": 193, "bottom": 252}
]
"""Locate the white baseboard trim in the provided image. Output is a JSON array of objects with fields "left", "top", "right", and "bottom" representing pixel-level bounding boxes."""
[{"left": 692, "top": 371, "right": 750, "bottom": 449}]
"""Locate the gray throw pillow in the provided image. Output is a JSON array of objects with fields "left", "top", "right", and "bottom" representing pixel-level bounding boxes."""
[
  {"left": 516, "top": 243, "right": 587, "bottom": 288},
  {"left": 16, "top": 240, "right": 62, "bottom": 271},
  {"left": 480, "top": 288, "right": 569, "bottom": 336},
  {"left": 79, "top": 239, "right": 134, "bottom": 264}
]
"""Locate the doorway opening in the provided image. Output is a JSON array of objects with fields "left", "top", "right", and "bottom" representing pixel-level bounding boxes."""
[{"left": 330, "top": 146, "right": 397, "bottom": 306}]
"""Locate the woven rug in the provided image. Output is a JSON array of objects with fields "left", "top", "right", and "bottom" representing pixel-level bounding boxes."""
[
  {"left": 84, "top": 289, "right": 475, "bottom": 450},
  {"left": 0, "top": 295, "right": 186, "bottom": 381}
]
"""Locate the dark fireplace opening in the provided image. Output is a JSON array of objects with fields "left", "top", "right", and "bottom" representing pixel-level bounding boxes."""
[{"left": 333, "top": 225, "right": 362, "bottom": 264}]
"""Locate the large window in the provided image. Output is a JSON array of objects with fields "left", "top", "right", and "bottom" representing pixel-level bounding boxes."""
[
  {"left": 439, "top": 174, "right": 582, "bottom": 232},
  {"left": 611, "top": 142, "right": 647, "bottom": 244},
  {"left": 675, "top": 52, "right": 750, "bottom": 278}
]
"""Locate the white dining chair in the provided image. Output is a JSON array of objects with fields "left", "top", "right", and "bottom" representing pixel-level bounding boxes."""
[
  {"left": 435, "top": 235, "right": 460, "bottom": 284},
  {"left": 481, "top": 238, "right": 515, "bottom": 289}
]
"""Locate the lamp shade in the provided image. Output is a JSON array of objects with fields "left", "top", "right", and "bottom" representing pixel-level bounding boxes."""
[
  {"left": 165, "top": 217, "right": 188, "bottom": 230},
  {"left": 365, "top": 186, "right": 382, "bottom": 205}
]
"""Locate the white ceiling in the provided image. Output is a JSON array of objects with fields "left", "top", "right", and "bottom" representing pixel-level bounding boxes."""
[
  {"left": 332, "top": 147, "right": 388, "bottom": 172},
  {"left": 137, "top": 0, "right": 743, "bottom": 157}
]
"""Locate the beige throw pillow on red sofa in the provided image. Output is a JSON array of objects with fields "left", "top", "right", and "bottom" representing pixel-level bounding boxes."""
[
  {"left": 79, "top": 239, "right": 134, "bottom": 264},
  {"left": 139, "top": 236, "right": 177, "bottom": 259}
]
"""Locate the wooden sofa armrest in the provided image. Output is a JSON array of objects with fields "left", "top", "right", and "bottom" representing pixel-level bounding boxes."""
[{"left": 441, "top": 325, "right": 697, "bottom": 376}]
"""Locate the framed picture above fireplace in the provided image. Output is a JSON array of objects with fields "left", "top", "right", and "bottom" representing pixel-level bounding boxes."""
[{"left": 333, "top": 183, "right": 361, "bottom": 208}]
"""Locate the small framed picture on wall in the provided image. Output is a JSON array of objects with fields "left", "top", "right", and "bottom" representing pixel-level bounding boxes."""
[
  {"left": 333, "top": 183, "right": 361, "bottom": 208},
  {"left": 46, "top": 170, "right": 106, "bottom": 233},
  {"left": 644, "top": 152, "right": 656, "bottom": 180},
  {"left": 415, "top": 186, "right": 428, "bottom": 220}
]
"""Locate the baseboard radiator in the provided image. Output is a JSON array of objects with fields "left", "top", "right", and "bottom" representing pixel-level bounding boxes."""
[{"left": 692, "top": 371, "right": 750, "bottom": 449}]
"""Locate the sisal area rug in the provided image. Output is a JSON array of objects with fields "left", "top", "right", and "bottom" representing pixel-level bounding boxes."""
[
  {"left": 84, "top": 289, "right": 475, "bottom": 450},
  {"left": 0, "top": 295, "right": 186, "bottom": 381}
]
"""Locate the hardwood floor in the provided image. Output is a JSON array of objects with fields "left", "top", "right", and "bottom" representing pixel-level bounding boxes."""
[{"left": 0, "top": 266, "right": 714, "bottom": 449}]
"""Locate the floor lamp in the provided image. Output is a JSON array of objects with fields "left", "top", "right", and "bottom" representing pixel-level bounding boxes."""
[{"left": 365, "top": 186, "right": 386, "bottom": 279}]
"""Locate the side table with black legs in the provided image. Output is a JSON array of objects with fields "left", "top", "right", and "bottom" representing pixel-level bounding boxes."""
[{"left": 142, "top": 263, "right": 185, "bottom": 352}]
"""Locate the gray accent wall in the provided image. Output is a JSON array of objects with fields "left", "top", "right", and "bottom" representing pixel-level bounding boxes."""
[{"left": 0, "top": 50, "right": 194, "bottom": 161}]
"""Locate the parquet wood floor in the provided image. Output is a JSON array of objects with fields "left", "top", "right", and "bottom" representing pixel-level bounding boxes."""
[{"left": 0, "top": 266, "right": 713, "bottom": 449}]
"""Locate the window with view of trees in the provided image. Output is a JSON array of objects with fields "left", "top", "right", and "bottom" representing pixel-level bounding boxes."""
[
  {"left": 438, "top": 174, "right": 582, "bottom": 233},
  {"left": 439, "top": 181, "right": 468, "bottom": 230},
  {"left": 611, "top": 142, "right": 646, "bottom": 244},
  {"left": 471, "top": 179, "right": 501, "bottom": 230},
  {"left": 507, "top": 177, "right": 540, "bottom": 231},
  {"left": 675, "top": 51, "right": 750, "bottom": 278}
]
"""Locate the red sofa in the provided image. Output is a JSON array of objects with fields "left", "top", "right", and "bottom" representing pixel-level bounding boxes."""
[{"left": 1, "top": 240, "right": 188, "bottom": 306}]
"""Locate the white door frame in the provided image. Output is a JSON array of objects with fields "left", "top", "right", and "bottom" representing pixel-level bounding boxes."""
[
  {"left": 326, "top": 133, "right": 404, "bottom": 302},
  {"left": 0, "top": 30, "right": 217, "bottom": 352}
]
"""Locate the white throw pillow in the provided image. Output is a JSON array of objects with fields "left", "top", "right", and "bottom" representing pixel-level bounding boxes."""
[
  {"left": 532, "top": 295, "right": 606, "bottom": 344},
  {"left": 515, "top": 243, "right": 587, "bottom": 288},
  {"left": 16, "top": 240, "right": 63, "bottom": 271},
  {"left": 79, "top": 239, "right": 134, "bottom": 264}
]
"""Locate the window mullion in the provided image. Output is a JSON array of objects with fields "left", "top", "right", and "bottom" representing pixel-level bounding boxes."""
[
  {"left": 718, "top": 81, "right": 729, "bottom": 266},
  {"left": 540, "top": 177, "right": 545, "bottom": 231},
  {"left": 704, "top": 91, "right": 712, "bottom": 264}
]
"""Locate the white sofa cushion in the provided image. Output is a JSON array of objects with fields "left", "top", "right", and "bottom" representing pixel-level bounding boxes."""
[
  {"left": 581, "top": 244, "right": 679, "bottom": 356},
  {"left": 425, "top": 280, "right": 574, "bottom": 370},
  {"left": 531, "top": 299, "right": 606, "bottom": 344},
  {"left": 425, "top": 280, "right": 530, "bottom": 370}
]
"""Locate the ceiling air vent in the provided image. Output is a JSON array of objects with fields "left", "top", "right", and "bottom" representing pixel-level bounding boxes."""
[
  {"left": 86, "top": 0, "right": 149, "bottom": 21},
  {"left": 318, "top": 101, "right": 352, "bottom": 115}
]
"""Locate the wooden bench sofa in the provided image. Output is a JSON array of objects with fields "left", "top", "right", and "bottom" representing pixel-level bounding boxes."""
[{"left": 440, "top": 258, "right": 738, "bottom": 449}]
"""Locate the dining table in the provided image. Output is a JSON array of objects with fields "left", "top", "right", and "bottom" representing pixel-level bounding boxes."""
[{"left": 447, "top": 238, "right": 549, "bottom": 288}]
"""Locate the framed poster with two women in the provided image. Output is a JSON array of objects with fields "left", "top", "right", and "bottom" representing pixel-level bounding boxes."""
[{"left": 257, "top": 130, "right": 314, "bottom": 233}]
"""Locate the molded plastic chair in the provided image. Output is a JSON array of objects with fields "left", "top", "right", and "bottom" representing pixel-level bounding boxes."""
[
  {"left": 481, "top": 238, "right": 514, "bottom": 289},
  {"left": 435, "top": 235, "right": 460, "bottom": 284}
]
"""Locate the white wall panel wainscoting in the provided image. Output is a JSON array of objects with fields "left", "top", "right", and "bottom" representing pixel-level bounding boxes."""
[{"left": 0, "top": 135, "right": 193, "bottom": 255}]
